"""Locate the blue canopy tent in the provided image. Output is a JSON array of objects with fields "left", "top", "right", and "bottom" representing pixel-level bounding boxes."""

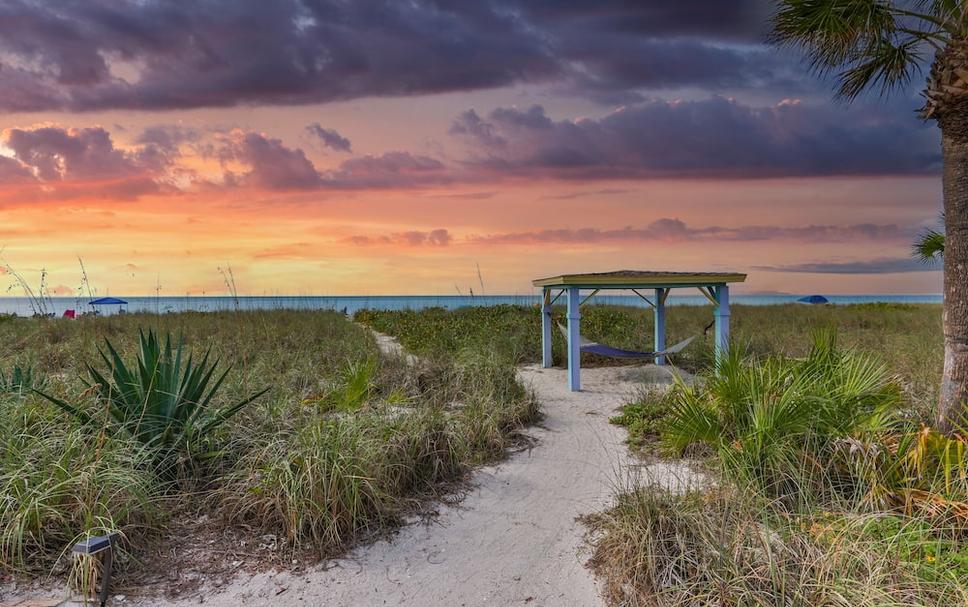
[
  {"left": 797, "top": 295, "right": 829, "bottom": 305},
  {"left": 89, "top": 297, "right": 128, "bottom": 315}
]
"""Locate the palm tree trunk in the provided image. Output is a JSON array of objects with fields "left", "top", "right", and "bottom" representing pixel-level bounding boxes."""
[{"left": 938, "top": 109, "right": 968, "bottom": 433}]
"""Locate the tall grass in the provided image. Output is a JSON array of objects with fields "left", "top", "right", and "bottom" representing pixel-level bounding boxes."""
[
  {"left": 587, "top": 487, "right": 968, "bottom": 607},
  {"left": 359, "top": 303, "right": 943, "bottom": 420},
  {"left": 590, "top": 329, "right": 966, "bottom": 606},
  {"left": 0, "top": 309, "right": 538, "bottom": 578},
  {"left": 0, "top": 405, "right": 159, "bottom": 572}
]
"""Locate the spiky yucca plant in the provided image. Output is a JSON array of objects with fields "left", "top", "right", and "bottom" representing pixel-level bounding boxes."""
[
  {"left": 772, "top": 1, "right": 968, "bottom": 433},
  {"left": 37, "top": 330, "right": 268, "bottom": 469},
  {"left": 0, "top": 364, "right": 39, "bottom": 396}
]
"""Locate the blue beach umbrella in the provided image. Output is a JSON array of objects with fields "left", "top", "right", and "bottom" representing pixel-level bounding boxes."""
[
  {"left": 797, "top": 295, "right": 829, "bottom": 305},
  {"left": 89, "top": 297, "right": 128, "bottom": 305}
]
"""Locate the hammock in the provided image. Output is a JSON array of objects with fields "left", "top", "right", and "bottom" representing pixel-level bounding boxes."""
[{"left": 555, "top": 322, "right": 696, "bottom": 359}]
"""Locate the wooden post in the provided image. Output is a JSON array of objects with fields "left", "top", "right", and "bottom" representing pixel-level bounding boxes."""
[
  {"left": 654, "top": 288, "right": 667, "bottom": 365},
  {"left": 541, "top": 288, "right": 553, "bottom": 368},
  {"left": 567, "top": 287, "right": 581, "bottom": 391},
  {"left": 714, "top": 285, "right": 730, "bottom": 367}
]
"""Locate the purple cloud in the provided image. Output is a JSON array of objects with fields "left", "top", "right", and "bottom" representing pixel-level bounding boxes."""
[
  {"left": 306, "top": 124, "right": 352, "bottom": 153},
  {"left": 218, "top": 130, "right": 322, "bottom": 190},
  {"left": 754, "top": 258, "right": 939, "bottom": 274},
  {"left": 451, "top": 97, "right": 940, "bottom": 178},
  {"left": 347, "top": 228, "right": 452, "bottom": 247},
  {"left": 5, "top": 126, "right": 144, "bottom": 181},
  {"left": 214, "top": 130, "right": 448, "bottom": 190},
  {"left": 325, "top": 151, "right": 449, "bottom": 188},
  {"left": 470, "top": 218, "right": 913, "bottom": 245},
  {"left": 0, "top": 1, "right": 825, "bottom": 112},
  {"left": 0, "top": 125, "right": 178, "bottom": 200}
]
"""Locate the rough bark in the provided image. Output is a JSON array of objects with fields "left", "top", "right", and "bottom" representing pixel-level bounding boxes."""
[{"left": 937, "top": 90, "right": 968, "bottom": 433}]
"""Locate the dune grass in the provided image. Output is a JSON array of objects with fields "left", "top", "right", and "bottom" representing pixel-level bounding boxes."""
[
  {"left": 0, "top": 310, "right": 537, "bottom": 578},
  {"left": 361, "top": 302, "right": 960, "bottom": 605},
  {"left": 586, "top": 324, "right": 964, "bottom": 606},
  {"left": 360, "top": 302, "right": 942, "bottom": 419},
  {"left": 0, "top": 301, "right": 947, "bottom": 602}
]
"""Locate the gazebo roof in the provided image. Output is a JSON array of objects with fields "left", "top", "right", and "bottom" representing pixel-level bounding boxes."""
[{"left": 532, "top": 270, "right": 746, "bottom": 289}]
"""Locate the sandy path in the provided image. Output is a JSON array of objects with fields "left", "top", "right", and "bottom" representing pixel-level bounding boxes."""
[{"left": 131, "top": 361, "right": 692, "bottom": 607}]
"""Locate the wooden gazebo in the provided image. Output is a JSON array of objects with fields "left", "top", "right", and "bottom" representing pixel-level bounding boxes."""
[{"left": 532, "top": 270, "right": 746, "bottom": 391}]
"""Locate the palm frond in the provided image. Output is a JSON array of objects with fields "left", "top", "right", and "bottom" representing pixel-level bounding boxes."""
[
  {"left": 772, "top": 0, "right": 948, "bottom": 99},
  {"left": 913, "top": 228, "right": 945, "bottom": 262}
]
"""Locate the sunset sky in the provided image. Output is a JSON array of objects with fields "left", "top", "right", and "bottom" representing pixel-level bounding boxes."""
[{"left": 0, "top": 0, "right": 945, "bottom": 296}]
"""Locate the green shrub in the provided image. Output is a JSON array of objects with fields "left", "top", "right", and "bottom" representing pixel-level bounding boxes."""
[
  {"left": 663, "top": 332, "right": 901, "bottom": 503},
  {"left": 610, "top": 388, "right": 677, "bottom": 450}
]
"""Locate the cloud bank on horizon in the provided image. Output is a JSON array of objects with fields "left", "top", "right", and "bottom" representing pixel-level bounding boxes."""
[{"left": 0, "top": 0, "right": 946, "bottom": 294}]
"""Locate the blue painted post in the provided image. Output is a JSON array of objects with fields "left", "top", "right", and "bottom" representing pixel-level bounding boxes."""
[
  {"left": 541, "top": 288, "right": 553, "bottom": 368},
  {"left": 567, "top": 287, "right": 581, "bottom": 391},
  {"left": 714, "top": 285, "right": 730, "bottom": 366},
  {"left": 654, "top": 288, "right": 667, "bottom": 366}
]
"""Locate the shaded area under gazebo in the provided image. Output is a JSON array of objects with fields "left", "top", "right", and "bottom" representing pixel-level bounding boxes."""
[{"left": 532, "top": 270, "right": 747, "bottom": 391}]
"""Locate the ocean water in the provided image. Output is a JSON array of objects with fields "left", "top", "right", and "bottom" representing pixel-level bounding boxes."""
[{"left": 0, "top": 293, "right": 943, "bottom": 317}]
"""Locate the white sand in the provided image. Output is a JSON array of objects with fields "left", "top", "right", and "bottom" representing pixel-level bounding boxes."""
[{"left": 127, "top": 361, "right": 698, "bottom": 607}]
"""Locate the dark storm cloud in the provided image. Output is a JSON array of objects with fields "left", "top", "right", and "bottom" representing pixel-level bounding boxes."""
[
  {"left": 755, "top": 258, "right": 939, "bottom": 274},
  {"left": 306, "top": 124, "right": 353, "bottom": 153},
  {"left": 451, "top": 97, "right": 940, "bottom": 178},
  {"left": 0, "top": 0, "right": 805, "bottom": 112},
  {"left": 0, "top": 0, "right": 558, "bottom": 112},
  {"left": 516, "top": 0, "right": 772, "bottom": 40}
]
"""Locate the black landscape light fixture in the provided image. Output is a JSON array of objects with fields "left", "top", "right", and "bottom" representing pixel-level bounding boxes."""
[{"left": 72, "top": 533, "right": 119, "bottom": 607}]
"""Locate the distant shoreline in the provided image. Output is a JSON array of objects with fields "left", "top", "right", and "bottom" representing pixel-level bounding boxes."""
[{"left": 0, "top": 294, "right": 944, "bottom": 317}]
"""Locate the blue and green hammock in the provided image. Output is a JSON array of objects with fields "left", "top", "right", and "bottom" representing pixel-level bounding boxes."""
[{"left": 555, "top": 322, "right": 696, "bottom": 359}]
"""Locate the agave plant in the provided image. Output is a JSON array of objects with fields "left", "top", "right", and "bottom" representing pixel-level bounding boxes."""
[
  {"left": 0, "top": 363, "right": 40, "bottom": 396},
  {"left": 36, "top": 330, "right": 268, "bottom": 465}
]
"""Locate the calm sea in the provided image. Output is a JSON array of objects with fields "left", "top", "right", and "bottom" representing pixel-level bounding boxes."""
[{"left": 0, "top": 294, "right": 943, "bottom": 317}]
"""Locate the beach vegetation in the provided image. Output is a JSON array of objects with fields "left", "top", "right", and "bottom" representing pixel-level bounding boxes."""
[
  {"left": 590, "top": 329, "right": 968, "bottom": 606},
  {"left": 0, "top": 309, "right": 537, "bottom": 579}
]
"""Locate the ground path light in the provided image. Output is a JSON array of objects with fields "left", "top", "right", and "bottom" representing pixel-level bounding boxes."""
[{"left": 71, "top": 534, "right": 118, "bottom": 607}]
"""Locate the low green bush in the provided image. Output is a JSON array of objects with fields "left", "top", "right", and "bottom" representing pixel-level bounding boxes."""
[
  {"left": 663, "top": 332, "right": 902, "bottom": 504},
  {"left": 609, "top": 388, "right": 677, "bottom": 450}
]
